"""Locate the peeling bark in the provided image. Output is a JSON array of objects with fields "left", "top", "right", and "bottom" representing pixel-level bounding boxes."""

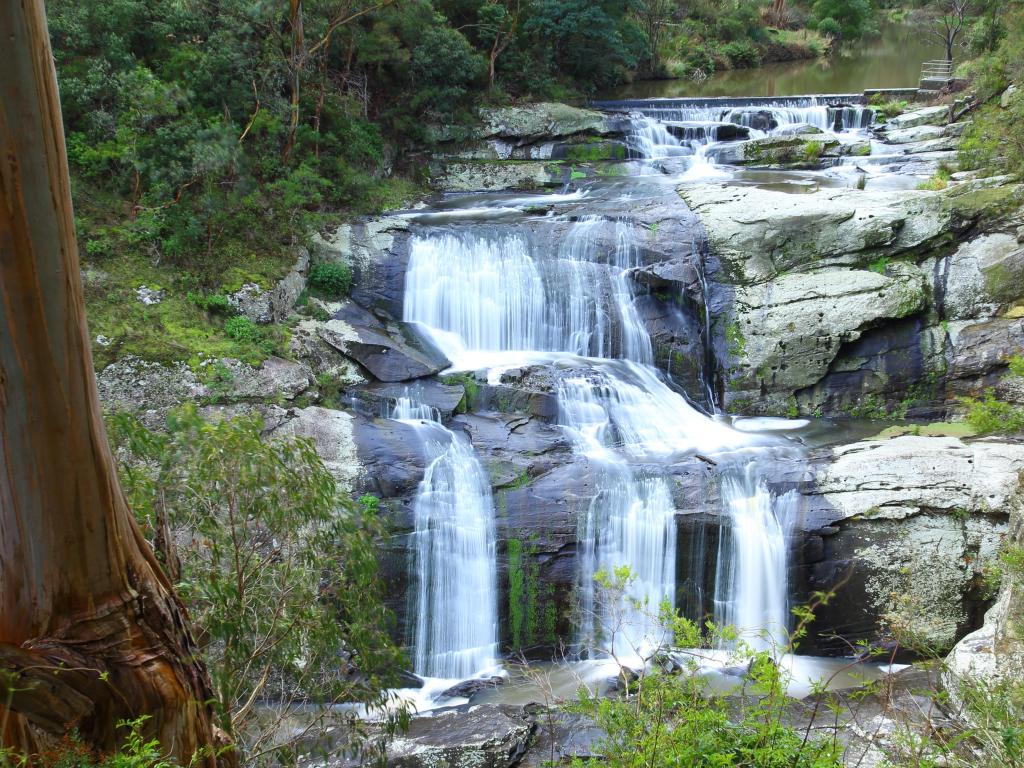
[{"left": 0, "top": 1, "right": 233, "bottom": 763}]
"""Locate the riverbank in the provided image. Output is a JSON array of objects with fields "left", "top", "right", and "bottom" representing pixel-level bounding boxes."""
[{"left": 606, "top": 21, "right": 945, "bottom": 100}]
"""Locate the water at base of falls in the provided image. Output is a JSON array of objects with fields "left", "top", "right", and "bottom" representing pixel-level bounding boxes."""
[{"left": 390, "top": 394, "right": 499, "bottom": 680}]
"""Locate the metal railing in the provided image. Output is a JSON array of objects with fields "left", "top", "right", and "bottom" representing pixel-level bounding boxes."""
[{"left": 920, "top": 59, "right": 954, "bottom": 82}]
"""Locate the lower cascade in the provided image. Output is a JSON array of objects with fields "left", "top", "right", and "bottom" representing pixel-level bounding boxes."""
[
  {"left": 714, "top": 465, "right": 797, "bottom": 651},
  {"left": 390, "top": 394, "right": 499, "bottom": 680}
]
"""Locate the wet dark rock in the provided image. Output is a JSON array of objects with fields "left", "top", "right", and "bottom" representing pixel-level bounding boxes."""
[
  {"left": 441, "top": 676, "right": 506, "bottom": 700},
  {"left": 947, "top": 317, "right": 1024, "bottom": 397},
  {"left": 518, "top": 711, "right": 604, "bottom": 767},
  {"left": 742, "top": 110, "right": 779, "bottom": 132},
  {"left": 353, "top": 379, "right": 467, "bottom": 419},
  {"left": 385, "top": 704, "right": 535, "bottom": 768}
]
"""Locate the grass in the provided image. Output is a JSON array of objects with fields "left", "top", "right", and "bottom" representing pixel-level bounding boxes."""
[{"left": 918, "top": 163, "right": 954, "bottom": 191}]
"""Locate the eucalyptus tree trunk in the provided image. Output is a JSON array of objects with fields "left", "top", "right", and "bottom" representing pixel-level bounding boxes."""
[{"left": 0, "top": 1, "right": 232, "bottom": 763}]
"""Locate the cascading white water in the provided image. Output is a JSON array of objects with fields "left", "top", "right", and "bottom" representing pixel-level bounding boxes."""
[
  {"left": 390, "top": 394, "right": 499, "bottom": 679},
  {"left": 558, "top": 374, "right": 677, "bottom": 658},
  {"left": 713, "top": 464, "right": 797, "bottom": 650},
  {"left": 404, "top": 218, "right": 749, "bottom": 661}
]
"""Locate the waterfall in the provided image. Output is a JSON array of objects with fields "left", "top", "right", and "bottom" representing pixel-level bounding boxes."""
[
  {"left": 404, "top": 218, "right": 753, "bottom": 663},
  {"left": 390, "top": 393, "right": 499, "bottom": 679},
  {"left": 558, "top": 374, "right": 677, "bottom": 658},
  {"left": 595, "top": 96, "right": 874, "bottom": 135},
  {"left": 713, "top": 464, "right": 796, "bottom": 650}
]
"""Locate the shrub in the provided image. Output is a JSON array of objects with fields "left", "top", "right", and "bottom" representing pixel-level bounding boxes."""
[
  {"left": 720, "top": 40, "right": 762, "bottom": 68},
  {"left": 803, "top": 140, "right": 824, "bottom": 162},
  {"left": 308, "top": 261, "right": 353, "bottom": 298},
  {"left": 188, "top": 292, "right": 233, "bottom": 315},
  {"left": 223, "top": 315, "right": 261, "bottom": 343},
  {"left": 962, "top": 390, "right": 1024, "bottom": 434},
  {"left": 108, "top": 408, "right": 405, "bottom": 757}
]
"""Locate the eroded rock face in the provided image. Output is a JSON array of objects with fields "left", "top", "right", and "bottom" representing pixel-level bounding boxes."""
[
  {"left": 229, "top": 247, "right": 309, "bottom": 324},
  {"left": 725, "top": 265, "right": 928, "bottom": 413},
  {"left": 679, "top": 184, "right": 953, "bottom": 284},
  {"left": 681, "top": 177, "right": 1024, "bottom": 416},
  {"left": 269, "top": 406, "right": 361, "bottom": 490},
  {"left": 802, "top": 436, "right": 1024, "bottom": 653}
]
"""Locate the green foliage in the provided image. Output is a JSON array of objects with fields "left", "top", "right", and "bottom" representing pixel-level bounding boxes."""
[
  {"left": 10, "top": 717, "right": 172, "bottom": 768},
  {"left": 521, "top": 0, "right": 646, "bottom": 92},
  {"left": 868, "top": 95, "right": 910, "bottom": 121},
  {"left": 961, "top": 390, "right": 1024, "bottom": 435},
  {"left": 1009, "top": 354, "right": 1024, "bottom": 378},
  {"left": 811, "top": 0, "right": 877, "bottom": 41},
  {"left": 919, "top": 163, "right": 954, "bottom": 191},
  {"left": 108, "top": 407, "right": 404, "bottom": 751},
  {"left": 570, "top": 570, "right": 843, "bottom": 768},
  {"left": 720, "top": 40, "right": 762, "bottom": 68},
  {"left": 726, "top": 320, "right": 746, "bottom": 358},
  {"left": 868, "top": 256, "right": 890, "bottom": 274},
  {"left": 803, "top": 140, "right": 825, "bottom": 163},
  {"left": 308, "top": 261, "right": 354, "bottom": 298},
  {"left": 506, "top": 536, "right": 557, "bottom": 651},
  {"left": 223, "top": 315, "right": 261, "bottom": 344},
  {"left": 189, "top": 292, "right": 233, "bottom": 315}
]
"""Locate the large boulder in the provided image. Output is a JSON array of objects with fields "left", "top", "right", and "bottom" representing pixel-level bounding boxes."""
[
  {"left": 723, "top": 265, "right": 928, "bottom": 413},
  {"left": 477, "top": 103, "right": 616, "bottom": 144},
  {"left": 431, "top": 161, "right": 565, "bottom": 192},
  {"left": 96, "top": 355, "right": 208, "bottom": 426},
  {"left": 804, "top": 435, "right": 1024, "bottom": 653},
  {"left": 269, "top": 406, "right": 361, "bottom": 489},
  {"left": 319, "top": 303, "right": 450, "bottom": 383},
  {"left": 228, "top": 247, "right": 309, "bottom": 324},
  {"left": 886, "top": 105, "right": 950, "bottom": 130},
  {"left": 944, "top": 493, "right": 1024, "bottom": 704},
  {"left": 940, "top": 233, "right": 1024, "bottom": 320},
  {"left": 679, "top": 184, "right": 952, "bottom": 283},
  {"left": 382, "top": 705, "right": 536, "bottom": 768}
]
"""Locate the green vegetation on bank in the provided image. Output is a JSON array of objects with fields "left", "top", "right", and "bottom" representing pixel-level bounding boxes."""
[
  {"left": 108, "top": 406, "right": 405, "bottom": 758},
  {"left": 958, "top": 6, "right": 1024, "bottom": 178}
]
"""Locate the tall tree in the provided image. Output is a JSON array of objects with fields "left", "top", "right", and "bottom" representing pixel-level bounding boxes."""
[{"left": 0, "top": 0, "right": 232, "bottom": 763}]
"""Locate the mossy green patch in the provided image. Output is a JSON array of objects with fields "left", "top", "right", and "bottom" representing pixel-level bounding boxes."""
[
  {"left": 507, "top": 536, "right": 557, "bottom": 651},
  {"left": 83, "top": 253, "right": 290, "bottom": 370},
  {"left": 873, "top": 421, "right": 978, "bottom": 440}
]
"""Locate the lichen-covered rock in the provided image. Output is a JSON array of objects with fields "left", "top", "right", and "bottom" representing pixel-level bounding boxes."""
[
  {"left": 679, "top": 184, "right": 951, "bottom": 283},
  {"left": 431, "top": 161, "right": 565, "bottom": 192},
  {"left": 289, "top": 318, "right": 367, "bottom": 385},
  {"left": 724, "top": 264, "right": 928, "bottom": 412},
  {"left": 228, "top": 247, "right": 309, "bottom": 324},
  {"left": 710, "top": 134, "right": 841, "bottom": 166},
  {"left": 940, "top": 234, "right": 1024, "bottom": 320},
  {"left": 944, "top": 487, "right": 1024, "bottom": 708},
  {"left": 477, "top": 103, "right": 614, "bottom": 143},
  {"left": 97, "top": 355, "right": 208, "bottom": 425},
  {"left": 269, "top": 406, "right": 360, "bottom": 489},
  {"left": 210, "top": 356, "right": 313, "bottom": 401},
  {"left": 318, "top": 303, "right": 450, "bottom": 383},
  {"left": 879, "top": 124, "right": 945, "bottom": 144},
  {"left": 886, "top": 105, "right": 950, "bottom": 130},
  {"left": 807, "top": 435, "right": 1024, "bottom": 653},
  {"left": 384, "top": 705, "right": 535, "bottom": 768}
]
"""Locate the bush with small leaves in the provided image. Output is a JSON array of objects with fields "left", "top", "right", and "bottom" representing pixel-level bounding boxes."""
[
  {"left": 223, "top": 315, "right": 261, "bottom": 343},
  {"left": 308, "top": 261, "right": 353, "bottom": 299}
]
